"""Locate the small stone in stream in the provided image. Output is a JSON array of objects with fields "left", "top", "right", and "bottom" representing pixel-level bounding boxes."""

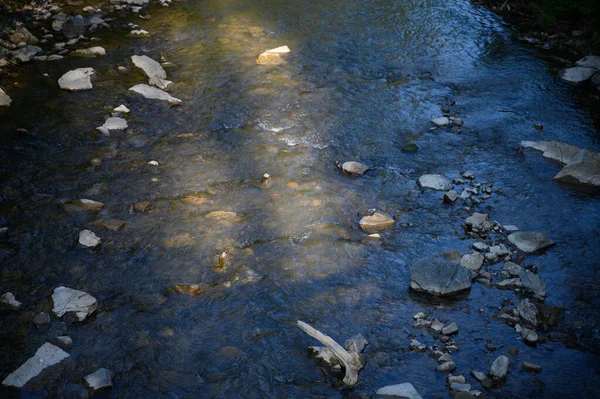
[
  {"left": 91, "top": 158, "right": 102, "bottom": 166},
  {"left": 98, "top": 117, "right": 127, "bottom": 132},
  {"left": 462, "top": 171, "right": 475, "bottom": 179},
  {"left": 520, "top": 327, "right": 538, "bottom": 344},
  {"left": 484, "top": 252, "right": 498, "bottom": 263},
  {"left": 410, "top": 256, "right": 472, "bottom": 296},
  {"left": 129, "top": 84, "right": 182, "bottom": 106},
  {"left": 11, "top": 45, "right": 42, "bottom": 63},
  {"left": 517, "top": 299, "right": 538, "bottom": 326},
  {"left": 2, "top": 343, "right": 70, "bottom": 388},
  {"left": 402, "top": 143, "right": 419, "bottom": 152},
  {"left": 489, "top": 355, "right": 509, "bottom": 381},
  {"left": 471, "top": 370, "right": 493, "bottom": 389},
  {"left": 84, "top": 368, "right": 113, "bottom": 391},
  {"left": 495, "top": 278, "right": 523, "bottom": 290},
  {"left": 79, "top": 230, "right": 101, "bottom": 248},
  {"left": 503, "top": 225, "right": 519, "bottom": 232},
  {"left": 1, "top": 292, "right": 22, "bottom": 309},
  {"left": 131, "top": 55, "right": 172, "bottom": 89},
  {"left": 9, "top": 26, "right": 38, "bottom": 45},
  {"left": 341, "top": 161, "right": 369, "bottom": 176},
  {"left": 440, "top": 335, "right": 450, "bottom": 343},
  {"left": 114, "top": 104, "right": 130, "bottom": 113},
  {"left": 58, "top": 68, "right": 96, "bottom": 91},
  {"left": 72, "top": 199, "right": 104, "bottom": 211},
  {"left": 438, "top": 353, "right": 453, "bottom": 363},
  {"left": 447, "top": 374, "right": 466, "bottom": 384},
  {"left": 413, "top": 312, "right": 426, "bottom": 320},
  {"left": 431, "top": 350, "right": 444, "bottom": 360},
  {"left": 417, "top": 174, "right": 452, "bottom": 191},
  {"left": 500, "top": 313, "right": 520, "bottom": 326},
  {"left": 472, "top": 242, "right": 489, "bottom": 252},
  {"left": 444, "top": 190, "right": 459, "bottom": 203},
  {"left": 460, "top": 251, "right": 484, "bottom": 271},
  {"left": 508, "top": 231, "right": 554, "bottom": 254},
  {"left": 376, "top": 383, "right": 422, "bottom": 399},
  {"left": 129, "top": 29, "right": 150, "bottom": 37},
  {"left": 345, "top": 333, "right": 368, "bottom": 353},
  {"left": 522, "top": 361, "right": 542, "bottom": 373},
  {"left": 441, "top": 250, "right": 462, "bottom": 264},
  {"left": 53, "top": 336, "right": 73, "bottom": 347},
  {"left": 477, "top": 278, "right": 492, "bottom": 288},
  {"left": 63, "top": 15, "right": 90, "bottom": 39},
  {"left": 101, "top": 219, "right": 127, "bottom": 231},
  {"left": 429, "top": 319, "right": 444, "bottom": 334},
  {"left": 465, "top": 212, "right": 489, "bottom": 232},
  {"left": 432, "top": 116, "right": 450, "bottom": 126},
  {"left": 52, "top": 286, "right": 98, "bottom": 321},
  {"left": 134, "top": 201, "right": 152, "bottom": 212},
  {"left": 71, "top": 46, "right": 106, "bottom": 57},
  {"left": 450, "top": 383, "right": 472, "bottom": 392},
  {"left": 413, "top": 319, "right": 432, "bottom": 328},
  {"left": 449, "top": 117, "right": 464, "bottom": 126},
  {"left": 0, "top": 88, "right": 12, "bottom": 107},
  {"left": 519, "top": 270, "right": 547, "bottom": 298},
  {"left": 33, "top": 312, "right": 51, "bottom": 328},
  {"left": 442, "top": 323, "right": 459, "bottom": 335},
  {"left": 503, "top": 261, "right": 522, "bottom": 277},
  {"left": 256, "top": 45, "right": 290, "bottom": 65},
  {"left": 148, "top": 160, "right": 159, "bottom": 166},
  {"left": 436, "top": 361, "right": 456, "bottom": 373},
  {"left": 359, "top": 211, "right": 394, "bottom": 233},
  {"left": 576, "top": 55, "right": 600, "bottom": 69},
  {"left": 409, "top": 339, "right": 427, "bottom": 353},
  {"left": 447, "top": 345, "right": 459, "bottom": 353},
  {"left": 560, "top": 66, "right": 596, "bottom": 84}
]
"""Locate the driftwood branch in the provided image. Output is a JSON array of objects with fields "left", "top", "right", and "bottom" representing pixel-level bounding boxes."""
[{"left": 297, "top": 320, "right": 359, "bottom": 386}]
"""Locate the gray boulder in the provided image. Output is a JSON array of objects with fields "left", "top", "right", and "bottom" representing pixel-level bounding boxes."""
[
  {"left": 1, "top": 292, "right": 22, "bottom": 309},
  {"left": 460, "top": 251, "right": 484, "bottom": 271},
  {"left": 410, "top": 256, "right": 472, "bottom": 296},
  {"left": 489, "top": 355, "right": 509, "bottom": 381},
  {"left": 376, "top": 382, "right": 422, "bottom": 399},
  {"left": 521, "top": 140, "right": 581, "bottom": 165},
  {"left": 508, "top": 231, "right": 554, "bottom": 254},
  {"left": 52, "top": 286, "right": 98, "bottom": 321},
  {"left": 11, "top": 46, "right": 42, "bottom": 63},
  {"left": 553, "top": 149, "right": 600, "bottom": 187},
  {"left": 341, "top": 161, "right": 369, "bottom": 176},
  {"left": 417, "top": 174, "right": 451, "bottom": 191},
  {"left": 576, "top": 55, "right": 600, "bottom": 70},
  {"left": 517, "top": 299, "right": 538, "bottom": 326},
  {"left": 2, "top": 343, "right": 70, "bottom": 388},
  {"left": 519, "top": 270, "right": 547, "bottom": 298}
]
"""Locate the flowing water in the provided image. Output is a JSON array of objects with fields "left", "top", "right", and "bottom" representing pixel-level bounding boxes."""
[{"left": 1, "top": 0, "right": 599, "bottom": 397}]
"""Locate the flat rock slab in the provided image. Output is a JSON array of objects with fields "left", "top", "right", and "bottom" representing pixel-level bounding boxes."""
[
  {"left": 131, "top": 55, "right": 172, "bottom": 89},
  {"left": 553, "top": 149, "right": 600, "bottom": 187},
  {"left": 2, "top": 343, "right": 70, "bottom": 388},
  {"left": 257, "top": 45, "right": 290, "bottom": 65},
  {"left": 128, "top": 84, "right": 182, "bottom": 106},
  {"left": 99, "top": 117, "right": 128, "bottom": 132},
  {"left": 71, "top": 46, "right": 106, "bottom": 57},
  {"left": 341, "top": 161, "right": 369, "bottom": 176},
  {"left": 508, "top": 231, "right": 554, "bottom": 254},
  {"left": 576, "top": 55, "right": 600, "bottom": 70},
  {"left": 375, "top": 382, "right": 422, "bottom": 399},
  {"left": 52, "top": 286, "right": 98, "bottom": 321},
  {"left": 410, "top": 256, "right": 472, "bottom": 296},
  {"left": 417, "top": 174, "right": 451, "bottom": 191},
  {"left": 84, "top": 368, "right": 113, "bottom": 391},
  {"left": 431, "top": 117, "right": 450, "bottom": 127},
  {"left": 58, "top": 68, "right": 95, "bottom": 91},
  {"left": 0, "top": 88, "right": 12, "bottom": 107},
  {"left": 521, "top": 140, "right": 581, "bottom": 165},
  {"left": 12, "top": 45, "right": 41, "bottom": 63},
  {"left": 359, "top": 212, "right": 395, "bottom": 233},
  {"left": 560, "top": 66, "right": 596, "bottom": 84}
]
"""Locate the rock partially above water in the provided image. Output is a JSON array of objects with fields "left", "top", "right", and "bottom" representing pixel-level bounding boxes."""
[
  {"left": 431, "top": 116, "right": 450, "bottom": 127},
  {"left": 489, "top": 355, "right": 509, "bottom": 381},
  {"left": 376, "top": 382, "right": 422, "bottom": 399},
  {"left": 517, "top": 298, "right": 538, "bottom": 326},
  {"left": 576, "top": 55, "right": 600, "bottom": 70},
  {"left": 410, "top": 256, "right": 472, "bottom": 296},
  {"left": 256, "top": 45, "right": 290, "bottom": 65},
  {"left": 84, "top": 368, "right": 113, "bottom": 391},
  {"left": 417, "top": 174, "right": 452, "bottom": 191},
  {"left": 341, "top": 161, "right": 369, "bottom": 176},
  {"left": 508, "top": 231, "right": 554, "bottom": 254},
  {"left": 460, "top": 251, "right": 484, "bottom": 271},
  {"left": 521, "top": 140, "right": 581, "bottom": 165},
  {"left": 2, "top": 343, "right": 70, "bottom": 388},
  {"left": 359, "top": 212, "right": 395, "bottom": 233},
  {"left": 11, "top": 46, "right": 41, "bottom": 63},
  {"left": 0, "top": 88, "right": 12, "bottom": 107},
  {"left": 114, "top": 104, "right": 130, "bottom": 113},
  {"left": 52, "top": 286, "right": 98, "bottom": 321},
  {"left": 131, "top": 55, "right": 172, "bottom": 89},
  {"left": 519, "top": 270, "right": 547, "bottom": 298},
  {"left": 72, "top": 199, "right": 104, "bottom": 211},
  {"left": 58, "top": 68, "right": 96, "bottom": 91},
  {"left": 98, "top": 117, "right": 128, "bottom": 132},
  {"left": 553, "top": 149, "right": 600, "bottom": 187},
  {"left": 79, "top": 229, "right": 101, "bottom": 248},
  {"left": 129, "top": 84, "right": 182, "bottom": 106},
  {"left": 71, "top": 46, "right": 106, "bottom": 57},
  {"left": 560, "top": 66, "right": 597, "bottom": 84},
  {"left": 1, "top": 292, "right": 22, "bottom": 309}
]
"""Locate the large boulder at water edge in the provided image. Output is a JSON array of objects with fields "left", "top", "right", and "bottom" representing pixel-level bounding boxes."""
[{"left": 410, "top": 256, "right": 472, "bottom": 296}]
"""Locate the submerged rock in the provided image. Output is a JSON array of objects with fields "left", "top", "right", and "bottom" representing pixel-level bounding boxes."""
[
  {"left": 0, "top": 88, "right": 12, "bottom": 107},
  {"left": 341, "top": 161, "right": 369, "bottom": 176},
  {"left": 52, "top": 286, "right": 98, "bottom": 321},
  {"left": 522, "top": 361, "right": 542, "bottom": 373},
  {"left": 375, "top": 383, "right": 422, "bottom": 399},
  {"left": 63, "top": 15, "right": 91, "bottom": 39},
  {"left": 84, "top": 368, "right": 113, "bottom": 391},
  {"left": 410, "top": 256, "right": 472, "bottom": 296},
  {"left": 58, "top": 68, "right": 96, "bottom": 91},
  {"left": 131, "top": 55, "right": 172, "bottom": 89},
  {"left": 256, "top": 45, "right": 290, "bottom": 65},
  {"left": 71, "top": 46, "right": 106, "bottom": 57},
  {"left": 508, "top": 231, "right": 554, "bottom": 254},
  {"left": 128, "top": 84, "right": 182, "bottom": 106},
  {"left": 359, "top": 211, "right": 394, "bottom": 233},
  {"left": 2, "top": 343, "right": 70, "bottom": 388},
  {"left": 1, "top": 292, "right": 22, "bottom": 309},
  {"left": 417, "top": 174, "right": 452, "bottom": 191}
]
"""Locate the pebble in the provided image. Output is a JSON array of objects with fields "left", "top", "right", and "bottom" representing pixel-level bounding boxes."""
[
  {"left": 413, "top": 312, "right": 426, "bottom": 320},
  {"left": 429, "top": 319, "right": 444, "bottom": 334},
  {"left": 436, "top": 361, "right": 456, "bottom": 373},
  {"left": 447, "top": 374, "right": 466, "bottom": 384},
  {"left": 444, "top": 190, "right": 459, "bottom": 203},
  {"left": 32, "top": 312, "right": 51, "bottom": 328}
]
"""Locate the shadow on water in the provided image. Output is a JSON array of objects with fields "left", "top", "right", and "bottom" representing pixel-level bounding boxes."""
[{"left": 1, "top": 0, "right": 600, "bottom": 398}]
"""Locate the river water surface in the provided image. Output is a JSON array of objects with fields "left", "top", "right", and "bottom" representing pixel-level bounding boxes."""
[{"left": 1, "top": 0, "right": 599, "bottom": 398}]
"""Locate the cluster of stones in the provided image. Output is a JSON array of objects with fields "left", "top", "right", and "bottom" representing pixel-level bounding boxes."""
[
  {"left": 560, "top": 55, "right": 600, "bottom": 90},
  {"left": 416, "top": 171, "right": 495, "bottom": 207}
]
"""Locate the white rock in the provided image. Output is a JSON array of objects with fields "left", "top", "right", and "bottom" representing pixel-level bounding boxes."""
[
  {"left": 2, "top": 343, "right": 70, "bottom": 388},
  {"left": 148, "top": 160, "right": 159, "bottom": 166},
  {"left": 489, "top": 355, "right": 509, "bottom": 381},
  {"left": 58, "top": 68, "right": 96, "bottom": 91},
  {"left": 113, "top": 104, "right": 130, "bottom": 113},
  {"left": 79, "top": 229, "right": 101, "bottom": 248},
  {"left": 129, "top": 29, "right": 149, "bottom": 36},
  {"left": 71, "top": 46, "right": 106, "bottom": 57},
  {"left": 576, "top": 55, "right": 600, "bottom": 70},
  {"left": 0, "top": 88, "right": 12, "bottom": 107},
  {"left": 376, "top": 382, "right": 422, "bottom": 399},
  {"left": 84, "top": 368, "right": 113, "bottom": 391},
  {"left": 1, "top": 292, "right": 22, "bottom": 309},
  {"left": 131, "top": 55, "right": 172, "bottom": 89},
  {"left": 98, "top": 117, "right": 127, "bottom": 132},
  {"left": 341, "top": 161, "right": 369, "bottom": 176},
  {"left": 128, "top": 84, "right": 182, "bottom": 106},
  {"left": 560, "top": 66, "right": 596, "bottom": 84},
  {"left": 417, "top": 174, "right": 451, "bottom": 191},
  {"left": 52, "top": 286, "right": 98, "bottom": 321},
  {"left": 257, "top": 45, "right": 290, "bottom": 65},
  {"left": 431, "top": 117, "right": 450, "bottom": 127}
]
